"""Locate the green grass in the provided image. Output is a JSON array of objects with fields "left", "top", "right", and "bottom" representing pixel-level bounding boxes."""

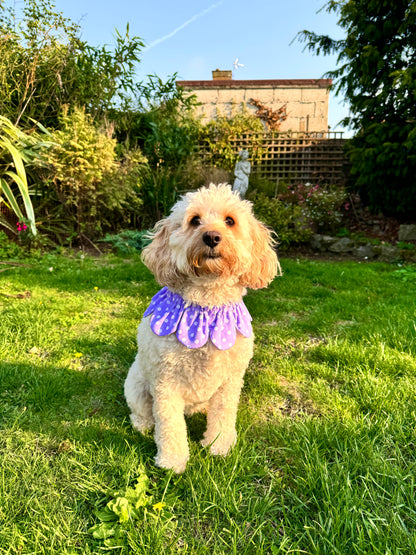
[{"left": 1, "top": 253, "right": 416, "bottom": 554}]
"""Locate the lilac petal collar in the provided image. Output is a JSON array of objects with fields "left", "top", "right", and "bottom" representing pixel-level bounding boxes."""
[{"left": 143, "top": 287, "right": 252, "bottom": 350}]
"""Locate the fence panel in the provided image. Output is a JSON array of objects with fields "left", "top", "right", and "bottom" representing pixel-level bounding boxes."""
[{"left": 198, "top": 132, "right": 348, "bottom": 186}]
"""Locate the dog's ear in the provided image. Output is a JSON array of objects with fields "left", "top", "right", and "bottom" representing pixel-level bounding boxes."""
[
  {"left": 141, "top": 218, "right": 182, "bottom": 287},
  {"left": 239, "top": 217, "right": 280, "bottom": 289}
]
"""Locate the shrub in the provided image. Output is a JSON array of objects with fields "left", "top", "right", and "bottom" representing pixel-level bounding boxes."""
[
  {"left": 247, "top": 179, "right": 347, "bottom": 246},
  {"left": 101, "top": 230, "right": 150, "bottom": 254},
  {"left": 247, "top": 191, "right": 312, "bottom": 247},
  {"left": 176, "top": 157, "right": 231, "bottom": 190},
  {"left": 138, "top": 165, "right": 183, "bottom": 228},
  {"left": 0, "top": 230, "right": 25, "bottom": 258},
  {"left": 278, "top": 182, "right": 348, "bottom": 233},
  {"left": 198, "top": 110, "right": 265, "bottom": 171},
  {"left": 39, "top": 107, "right": 147, "bottom": 240},
  {"left": 248, "top": 175, "right": 282, "bottom": 198}
]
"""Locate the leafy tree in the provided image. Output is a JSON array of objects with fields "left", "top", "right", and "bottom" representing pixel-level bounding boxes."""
[
  {"left": 124, "top": 73, "right": 200, "bottom": 166},
  {"left": 298, "top": 0, "right": 416, "bottom": 219},
  {"left": 0, "top": 0, "right": 144, "bottom": 128}
]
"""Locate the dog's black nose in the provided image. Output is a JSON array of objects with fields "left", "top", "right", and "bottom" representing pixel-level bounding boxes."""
[{"left": 203, "top": 230, "right": 222, "bottom": 248}]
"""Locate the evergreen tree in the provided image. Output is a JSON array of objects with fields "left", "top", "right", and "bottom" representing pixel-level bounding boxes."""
[{"left": 298, "top": 0, "right": 416, "bottom": 218}]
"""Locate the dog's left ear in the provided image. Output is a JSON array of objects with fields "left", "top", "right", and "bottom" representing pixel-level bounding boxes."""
[{"left": 239, "top": 217, "right": 280, "bottom": 289}]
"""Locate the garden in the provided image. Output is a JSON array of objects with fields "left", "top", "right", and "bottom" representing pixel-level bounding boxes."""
[{"left": 1, "top": 0, "right": 416, "bottom": 553}]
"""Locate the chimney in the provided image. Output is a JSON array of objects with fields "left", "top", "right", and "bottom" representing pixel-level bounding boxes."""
[{"left": 212, "top": 69, "right": 232, "bottom": 80}]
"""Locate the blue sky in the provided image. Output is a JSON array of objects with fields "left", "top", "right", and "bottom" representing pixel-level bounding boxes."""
[{"left": 53, "top": 0, "right": 351, "bottom": 136}]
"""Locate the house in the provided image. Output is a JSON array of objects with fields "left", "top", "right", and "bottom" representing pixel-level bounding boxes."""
[{"left": 177, "top": 70, "right": 332, "bottom": 133}]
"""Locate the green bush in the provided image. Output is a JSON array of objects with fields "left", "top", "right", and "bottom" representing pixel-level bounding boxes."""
[
  {"left": 247, "top": 191, "right": 312, "bottom": 247},
  {"left": 101, "top": 230, "right": 150, "bottom": 254},
  {"left": 138, "top": 165, "right": 184, "bottom": 227},
  {"left": 248, "top": 175, "right": 282, "bottom": 197},
  {"left": 38, "top": 107, "right": 147, "bottom": 240},
  {"left": 198, "top": 111, "right": 265, "bottom": 171},
  {"left": 247, "top": 180, "right": 347, "bottom": 246},
  {"left": 0, "top": 230, "right": 25, "bottom": 258},
  {"left": 278, "top": 182, "right": 348, "bottom": 233}
]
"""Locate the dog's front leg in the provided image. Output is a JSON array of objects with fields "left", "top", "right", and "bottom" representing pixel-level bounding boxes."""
[
  {"left": 153, "top": 390, "right": 189, "bottom": 473},
  {"left": 201, "top": 375, "right": 244, "bottom": 456}
]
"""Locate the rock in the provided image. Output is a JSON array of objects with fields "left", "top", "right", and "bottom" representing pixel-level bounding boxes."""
[
  {"left": 328, "top": 237, "right": 354, "bottom": 253},
  {"left": 353, "top": 245, "right": 376, "bottom": 259},
  {"left": 310, "top": 234, "right": 337, "bottom": 251},
  {"left": 398, "top": 224, "right": 416, "bottom": 242},
  {"left": 321, "top": 235, "right": 337, "bottom": 249},
  {"left": 309, "top": 234, "right": 323, "bottom": 251},
  {"left": 374, "top": 245, "right": 400, "bottom": 262}
]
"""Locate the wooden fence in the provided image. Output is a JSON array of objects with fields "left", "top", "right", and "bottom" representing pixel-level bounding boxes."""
[{"left": 198, "top": 131, "right": 349, "bottom": 186}]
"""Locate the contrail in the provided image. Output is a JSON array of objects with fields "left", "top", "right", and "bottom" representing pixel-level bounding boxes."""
[{"left": 144, "top": 1, "right": 223, "bottom": 51}]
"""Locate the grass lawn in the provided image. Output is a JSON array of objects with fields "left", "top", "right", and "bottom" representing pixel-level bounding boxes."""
[{"left": 1, "top": 252, "right": 416, "bottom": 554}]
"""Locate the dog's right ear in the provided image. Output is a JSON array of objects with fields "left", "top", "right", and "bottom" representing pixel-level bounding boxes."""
[{"left": 141, "top": 218, "right": 181, "bottom": 287}]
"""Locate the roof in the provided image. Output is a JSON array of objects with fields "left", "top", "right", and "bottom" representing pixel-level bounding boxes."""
[{"left": 176, "top": 78, "right": 332, "bottom": 89}]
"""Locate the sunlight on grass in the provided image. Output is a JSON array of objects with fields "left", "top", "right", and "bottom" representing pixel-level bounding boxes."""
[{"left": 1, "top": 254, "right": 416, "bottom": 553}]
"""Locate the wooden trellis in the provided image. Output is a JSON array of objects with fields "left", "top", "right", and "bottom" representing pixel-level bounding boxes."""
[{"left": 198, "top": 131, "right": 348, "bottom": 186}]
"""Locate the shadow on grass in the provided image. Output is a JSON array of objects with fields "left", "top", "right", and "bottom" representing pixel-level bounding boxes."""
[
  {"left": 5, "top": 255, "right": 157, "bottom": 295},
  {"left": 0, "top": 358, "right": 209, "bottom": 467}
]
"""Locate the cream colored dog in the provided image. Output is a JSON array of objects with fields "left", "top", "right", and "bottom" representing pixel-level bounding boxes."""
[{"left": 124, "top": 184, "right": 279, "bottom": 473}]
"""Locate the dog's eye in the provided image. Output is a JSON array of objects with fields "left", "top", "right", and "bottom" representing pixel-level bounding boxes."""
[
  {"left": 190, "top": 215, "right": 201, "bottom": 226},
  {"left": 225, "top": 216, "right": 235, "bottom": 226}
]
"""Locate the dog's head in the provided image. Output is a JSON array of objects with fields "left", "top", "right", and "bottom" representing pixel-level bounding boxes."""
[{"left": 142, "top": 184, "right": 280, "bottom": 289}]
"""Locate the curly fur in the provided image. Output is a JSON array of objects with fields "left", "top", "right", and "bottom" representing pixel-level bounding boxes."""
[{"left": 124, "top": 184, "right": 280, "bottom": 472}]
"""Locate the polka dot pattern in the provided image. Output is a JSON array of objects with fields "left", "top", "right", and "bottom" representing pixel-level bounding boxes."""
[{"left": 143, "top": 287, "right": 252, "bottom": 350}]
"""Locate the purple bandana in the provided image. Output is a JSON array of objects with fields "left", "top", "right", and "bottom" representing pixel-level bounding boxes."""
[{"left": 143, "top": 287, "right": 252, "bottom": 350}]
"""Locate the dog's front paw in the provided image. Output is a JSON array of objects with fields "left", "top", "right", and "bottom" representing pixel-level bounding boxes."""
[
  {"left": 154, "top": 453, "right": 189, "bottom": 474},
  {"left": 201, "top": 430, "right": 237, "bottom": 456},
  {"left": 130, "top": 413, "right": 154, "bottom": 433}
]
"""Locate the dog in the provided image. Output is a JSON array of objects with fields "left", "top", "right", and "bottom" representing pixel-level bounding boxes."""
[{"left": 124, "top": 183, "right": 280, "bottom": 473}]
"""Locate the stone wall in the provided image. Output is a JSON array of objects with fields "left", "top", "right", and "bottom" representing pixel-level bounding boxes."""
[
  {"left": 310, "top": 225, "right": 416, "bottom": 262},
  {"left": 177, "top": 75, "right": 332, "bottom": 133}
]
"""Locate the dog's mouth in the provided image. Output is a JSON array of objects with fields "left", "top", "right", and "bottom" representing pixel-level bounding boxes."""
[
  {"left": 188, "top": 245, "right": 226, "bottom": 276},
  {"left": 205, "top": 250, "right": 222, "bottom": 260}
]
